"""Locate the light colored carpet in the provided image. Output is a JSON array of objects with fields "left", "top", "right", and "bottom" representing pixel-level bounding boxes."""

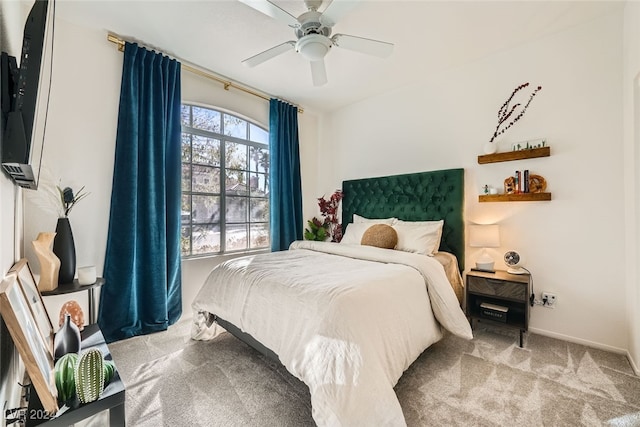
[{"left": 105, "top": 319, "right": 640, "bottom": 426}]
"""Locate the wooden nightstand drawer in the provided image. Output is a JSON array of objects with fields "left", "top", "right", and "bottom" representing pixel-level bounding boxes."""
[{"left": 467, "top": 276, "right": 526, "bottom": 301}]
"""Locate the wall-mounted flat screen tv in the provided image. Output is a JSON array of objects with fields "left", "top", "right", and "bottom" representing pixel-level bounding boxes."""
[{"left": 1, "top": 0, "right": 53, "bottom": 190}]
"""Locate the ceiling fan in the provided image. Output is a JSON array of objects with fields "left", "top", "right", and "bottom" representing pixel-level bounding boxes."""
[{"left": 239, "top": 0, "right": 394, "bottom": 86}]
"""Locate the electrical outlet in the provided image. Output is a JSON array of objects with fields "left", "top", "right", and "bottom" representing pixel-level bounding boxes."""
[{"left": 541, "top": 292, "right": 556, "bottom": 308}]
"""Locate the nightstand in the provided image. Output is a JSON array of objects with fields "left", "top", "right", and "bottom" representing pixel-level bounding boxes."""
[{"left": 465, "top": 269, "right": 531, "bottom": 347}]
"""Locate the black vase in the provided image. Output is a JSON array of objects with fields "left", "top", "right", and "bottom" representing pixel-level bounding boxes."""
[
  {"left": 54, "top": 313, "right": 81, "bottom": 361},
  {"left": 53, "top": 217, "right": 76, "bottom": 284}
]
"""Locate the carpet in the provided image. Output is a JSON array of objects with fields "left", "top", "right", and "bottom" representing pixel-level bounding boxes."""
[{"left": 104, "top": 320, "right": 640, "bottom": 426}]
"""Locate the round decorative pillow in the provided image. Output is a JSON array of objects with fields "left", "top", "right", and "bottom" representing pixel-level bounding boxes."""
[{"left": 361, "top": 224, "right": 398, "bottom": 249}]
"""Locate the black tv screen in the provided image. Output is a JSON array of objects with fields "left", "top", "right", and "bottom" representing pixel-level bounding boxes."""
[{"left": 1, "top": 0, "right": 51, "bottom": 190}]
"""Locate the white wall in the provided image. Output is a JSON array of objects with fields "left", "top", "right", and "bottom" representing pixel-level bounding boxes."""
[
  {"left": 23, "top": 17, "right": 122, "bottom": 327},
  {"left": 22, "top": 17, "right": 320, "bottom": 325},
  {"left": 0, "top": 0, "right": 32, "bottom": 416},
  {"left": 318, "top": 10, "right": 627, "bottom": 352},
  {"left": 623, "top": 1, "right": 640, "bottom": 372},
  {"left": 0, "top": 0, "right": 24, "bottom": 274}
]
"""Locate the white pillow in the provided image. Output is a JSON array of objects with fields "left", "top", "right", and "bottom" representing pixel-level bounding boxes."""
[
  {"left": 392, "top": 220, "right": 444, "bottom": 256},
  {"left": 340, "top": 222, "right": 374, "bottom": 245},
  {"left": 353, "top": 214, "right": 397, "bottom": 225}
]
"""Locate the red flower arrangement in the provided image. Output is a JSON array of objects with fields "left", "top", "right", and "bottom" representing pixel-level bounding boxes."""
[
  {"left": 304, "top": 190, "right": 344, "bottom": 242},
  {"left": 489, "top": 82, "right": 542, "bottom": 144}
]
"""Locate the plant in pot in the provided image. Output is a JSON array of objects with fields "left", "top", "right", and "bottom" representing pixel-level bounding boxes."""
[
  {"left": 304, "top": 190, "right": 343, "bottom": 242},
  {"left": 53, "top": 185, "right": 89, "bottom": 284}
]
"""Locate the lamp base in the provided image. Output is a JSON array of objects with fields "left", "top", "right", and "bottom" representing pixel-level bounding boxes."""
[
  {"left": 474, "top": 261, "right": 495, "bottom": 272},
  {"left": 471, "top": 268, "right": 496, "bottom": 274}
]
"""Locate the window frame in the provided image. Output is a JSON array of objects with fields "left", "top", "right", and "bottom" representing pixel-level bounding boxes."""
[{"left": 181, "top": 103, "right": 270, "bottom": 258}]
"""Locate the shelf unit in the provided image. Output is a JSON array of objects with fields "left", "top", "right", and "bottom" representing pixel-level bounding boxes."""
[
  {"left": 477, "top": 146, "right": 550, "bottom": 164},
  {"left": 478, "top": 146, "right": 551, "bottom": 202},
  {"left": 479, "top": 192, "right": 551, "bottom": 202}
]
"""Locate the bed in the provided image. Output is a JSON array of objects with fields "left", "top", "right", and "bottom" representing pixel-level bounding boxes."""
[{"left": 191, "top": 168, "right": 472, "bottom": 426}]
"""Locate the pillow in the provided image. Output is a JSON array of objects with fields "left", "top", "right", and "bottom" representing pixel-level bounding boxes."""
[
  {"left": 360, "top": 224, "right": 398, "bottom": 249},
  {"left": 353, "top": 214, "right": 397, "bottom": 225},
  {"left": 340, "top": 222, "right": 372, "bottom": 245},
  {"left": 392, "top": 220, "right": 444, "bottom": 256}
]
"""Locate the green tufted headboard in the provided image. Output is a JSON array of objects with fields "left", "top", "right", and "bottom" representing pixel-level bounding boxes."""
[{"left": 341, "top": 168, "right": 465, "bottom": 271}]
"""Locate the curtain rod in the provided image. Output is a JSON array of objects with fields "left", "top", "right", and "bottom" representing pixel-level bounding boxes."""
[{"left": 106, "top": 34, "right": 303, "bottom": 113}]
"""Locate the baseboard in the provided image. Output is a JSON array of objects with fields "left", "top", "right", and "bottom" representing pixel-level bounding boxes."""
[
  {"left": 626, "top": 350, "right": 640, "bottom": 376},
  {"left": 528, "top": 327, "right": 628, "bottom": 356}
]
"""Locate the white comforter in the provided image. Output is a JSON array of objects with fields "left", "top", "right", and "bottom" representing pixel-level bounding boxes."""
[{"left": 192, "top": 241, "right": 472, "bottom": 426}]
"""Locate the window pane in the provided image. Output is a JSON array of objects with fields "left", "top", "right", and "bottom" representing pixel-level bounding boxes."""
[
  {"left": 192, "top": 224, "right": 221, "bottom": 254},
  {"left": 250, "top": 223, "right": 269, "bottom": 249},
  {"left": 226, "top": 223, "right": 248, "bottom": 251},
  {"left": 249, "top": 147, "right": 269, "bottom": 173},
  {"left": 250, "top": 198, "right": 269, "bottom": 222},
  {"left": 249, "top": 123, "right": 268, "bottom": 144},
  {"left": 181, "top": 164, "right": 191, "bottom": 192},
  {"left": 224, "top": 115, "right": 247, "bottom": 138},
  {"left": 249, "top": 173, "right": 268, "bottom": 196},
  {"left": 226, "top": 196, "right": 248, "bottom": 222},
  {"left": 192, "top": 165, "right": 220, "bottom": 193},
  {"left": 226, "top": 141, "right": 247, "bottom": 170},
  {"left": 226, "top": 170, "right": 248, "bottom": 195},
  {"left": 181, "top": 226, "right": 191, "bottom": 256},
  {"left": 181, "top": 195, "right": 191, "bottom": 224},
  {"left": 192, "top": 136, "right": 220, "bottom": 166},
  {"left": 181, "top": 133, "right": 191, "bottom": 162},
  {"left": 192, "top": 195, "right": 220, "bottom": 223},
  {"left": 181, "top": 105, "right": 191, "bottom": 127},
  {"left": 181, "top": 104, "right": 270, "bottom": 257},
  {"left": 192, "top": 107, "right": 221, "bottom": 132}
]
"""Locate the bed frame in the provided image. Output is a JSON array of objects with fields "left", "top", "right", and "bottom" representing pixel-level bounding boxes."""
[{"left": 215, "top": 168, "right": 465, "bottom": 363}]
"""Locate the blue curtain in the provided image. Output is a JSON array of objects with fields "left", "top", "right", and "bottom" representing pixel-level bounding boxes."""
[
  {"left": 269, "top": 99, "right": 303, "bottom": 251},
  {"left": 98, "top": 42, "right": 182, "bottom": 343}
]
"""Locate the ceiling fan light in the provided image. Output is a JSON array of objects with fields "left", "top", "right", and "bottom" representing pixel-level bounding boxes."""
[{"left": 296, "top": 34, "right": 331, "bottom": 61}]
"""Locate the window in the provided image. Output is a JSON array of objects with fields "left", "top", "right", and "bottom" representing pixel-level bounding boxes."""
[{"left": 181, "top": 104, "right": 270, "bottom": 257}]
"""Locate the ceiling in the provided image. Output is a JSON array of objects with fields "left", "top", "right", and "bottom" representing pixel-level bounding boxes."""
[{"left": 55, "top": 0, "right": 623, "bottom": 114}]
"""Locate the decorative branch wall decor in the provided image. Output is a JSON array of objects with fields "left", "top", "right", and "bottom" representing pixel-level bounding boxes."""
[{"left": 487, "top": 82, "right": 543, "bottom": 150}]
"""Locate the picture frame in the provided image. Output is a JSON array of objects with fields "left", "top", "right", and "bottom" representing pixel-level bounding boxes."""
[
  {"left": 9, "top": 258, "right": 54, "bottom": 357},
  {"left": 0, "top": 273, "right": 58, "bottom": 414}
]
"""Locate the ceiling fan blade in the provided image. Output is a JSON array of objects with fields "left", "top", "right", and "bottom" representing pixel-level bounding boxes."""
[
  {"left": 242, "top": 41, "right": 296, "bottom": 67},
  {"left": 310, "top": 60, "right": 328, "bottom": 86},
  {"left": 331, "top": 34, "right": 394, "bottom": 58},
  {"left": 320, "top": 0, "right": 358, "bottom": 27},
  {"left": 238, "top": 0, "right": 300, "bottom": 28}
]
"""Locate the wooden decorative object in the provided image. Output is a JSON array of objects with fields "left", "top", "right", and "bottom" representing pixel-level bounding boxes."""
[
  {"left": 0, "top": 273, "right": 58, "bottom": 413},
  {"left": 504, "top": 174, "right": 547, "bottom": 194},
  {"left": 528, "top": 174, "right": 547, "bottom": 193},
  {"left": 504, "top": 176, "right": 516, "bottom": 194},
  {"left": 32, "top": 232, "right": 61, "bottom": 292}
]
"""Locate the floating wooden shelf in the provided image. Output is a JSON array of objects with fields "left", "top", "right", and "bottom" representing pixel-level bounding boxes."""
[
  {"left": 479, "top": 192, "right": 551, "bottom": 202},
  {"left": 478, "top": 146, "right": 550, "bottom": 164}
]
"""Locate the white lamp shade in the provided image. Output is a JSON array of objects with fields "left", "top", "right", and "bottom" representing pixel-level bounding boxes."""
[{"left": 469, "top": 224, "right": 500, "bottom": 248}]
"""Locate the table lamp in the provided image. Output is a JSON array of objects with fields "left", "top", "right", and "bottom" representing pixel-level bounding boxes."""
[{"left": 469, "top": 224, "right": 500, "bottom": 272}]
